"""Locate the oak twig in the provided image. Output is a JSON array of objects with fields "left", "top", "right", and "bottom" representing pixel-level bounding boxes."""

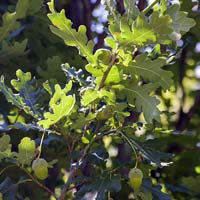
[
  {"left": 98, "top": 49, "right": 119, "bottom": 90},
  {"left": 142, "top": 0, "right": 159, "bottom": 14}
]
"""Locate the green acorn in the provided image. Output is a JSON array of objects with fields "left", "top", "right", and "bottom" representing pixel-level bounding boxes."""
[
  {"left": 32, "top": 158, "right": 48, "bottom": 180},
  {"left": 128, "top": 168, "right": 143, "bottom": 189}
]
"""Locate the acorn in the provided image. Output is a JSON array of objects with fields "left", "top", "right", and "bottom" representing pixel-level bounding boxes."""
[
  {"left": 32, "top": 158, "right": 48, "bottom": 180},
  {"left": 128, "top": 168, "right": 143, "bottom": 189}
]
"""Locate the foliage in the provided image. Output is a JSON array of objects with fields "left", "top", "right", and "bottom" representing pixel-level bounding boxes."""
[{"left": 0, "top": 0, "right": 199, "bottom": 199}]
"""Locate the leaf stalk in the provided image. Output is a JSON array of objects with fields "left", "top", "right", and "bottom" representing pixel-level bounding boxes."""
[
  {"left": 118, "top": 131, "right": 138, "bottom": 168},
  {"left": 142, "top": 0, "right": 160, "bottom": 14}
]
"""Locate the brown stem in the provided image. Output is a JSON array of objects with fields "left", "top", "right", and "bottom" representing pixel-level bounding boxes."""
[
  {"left": 0, "top": 164, "right": 56, "bottom": 198},
  {"left": 59, "top": 180, "right": 88, "bottom": 200},
  {"left": 142, "top": 0, "right": 159, "bottom": 14},
  {"left": 20, "top": 167, "right": 57, "bottom": 198},
  {"left": 98, "top": 49, "right": 119, "bottom": 90},
  {"left": 58, "top": 160, "right": 79, "bottom": 200},
  {"left": 0, "top": 164, "right": 16, "bottom": 176}
]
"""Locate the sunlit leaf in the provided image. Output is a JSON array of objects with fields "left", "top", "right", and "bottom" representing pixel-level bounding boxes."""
[
  {"left": 48, "top": 0, "right": 95, "bottom": 63},
  {"left": 165, "top": 4, "right": 196, "bottom": 40},
  {"left": 115, "top": 83, "right": 160, "bottom": 122},
  {"left": 125, "top": 53, "right": 173, "bottom": 90},
  {"left": 119, "top": 11, "right": 173, "bottom": 46},
  {"left": 38, "top": 82, "right": 75, "bottom": 128}
]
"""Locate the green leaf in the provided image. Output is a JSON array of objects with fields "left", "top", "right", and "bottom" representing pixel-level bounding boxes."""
[
  {"left": 137, "top": 191, "right": 153, "bottom": 200},
  {"left": 86, "top": 63, "right": 121, "bottom": 86},
  {"left": 17, "top": 137, "right": 36, "bottom": 165},
  {"left": 81, "top": 89, "right": 99, "bottom": 106},
  {"left": 115, "top": 83, "right": 160, "bottom": 122},
  {"left": 37, "top": 56, "right": 65, "bottom": 81},
  {"left": 81, "top": 88, "right": 116, "bottom": 106},
  {"left": 0, "top": 76, "right": 24, "bottom": 110},
  {"left": 27, "top": 0, "right": 44, "bottom": 15},
  {"left": 43, "top": 79, "right": 58, "bottom": 96},
  {"left": 123, "top": 0, "right": 139, "bottom": 22},
  {"left": 125, "top": 53, "right": 173, "bottom": 90},
  {"left": 69, "top": 112, "right": 96, "bottom": 130},
  {"left": 85, "top": 64, "right": 104, "bottom": 83},
  {"left": 101, "top": 0, "right": 120, "bottom": 27},
  {"left": 75, "top": 174, "right": 121, "bottom": 200},
  {"left": 0, "top": 135, "right": 11, "bottom": 152},
  {"left": 48, "top": 0, "right": 95, "bottom": 63},
  {"left": 0, "top": 0, "right": 32, "bottom": 42},
  {"left": 38, "top": 82, "right": 75, "bottom": 128},
  {"left": 16, "top": 0, "right": 30, "bottom": 19},
  {"left": 0, "top": 39, "right": 28, "bottom": 65},
  {"left": 143, "top": 179, "right": 171, "bottom": 200},
  {"left": 0, "top": 70, "right": 42, "bottom": 118},
  {"left": 119, "top": 11, "right": 173, "bottom": 46},
  {"left": 104, "top": 65, "right": 122, "bottom": 85},
  {"left": 11, "top": 70, "right": 32, "bottom": 92},
  {"left": 104, "top": 37, "right": 117, "bottom": 49},
  {"left": 182, "top": 176, "right": 200, "bottom": 193},
  {"left": 0, "top": 12, "right": 19, "bottom": 42},
  {"left": 165, "top": 4, "right": 196, "bottom": 40},
  {"left": 62, "top": 64, "right": 87, "bottom": 86},
  {"left": 11, "top": 69, "right": 42, "bottom": 118},
  {"left": 129, "top": 138, "right": 172, "bottom": 167}
]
